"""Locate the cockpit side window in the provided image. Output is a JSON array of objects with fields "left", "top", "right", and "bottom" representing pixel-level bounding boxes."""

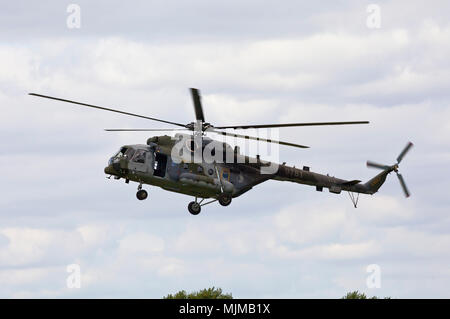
[
  {"left": 132, "top": 150, "right": 147, "bottom": 164},
  {"left": 125, "top": 148, "right": 135, "bottom": 159}
]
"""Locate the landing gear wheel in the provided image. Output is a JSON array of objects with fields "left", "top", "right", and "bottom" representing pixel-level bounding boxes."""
[
  {"left": 136, "top": 189, "right": 148, "bottom": 200},
  {"left": 218, "top": 194, "right": 232, "bottom": 206},
  {"left": 188, "top": 201, "right": 201, "bottom": 215}
]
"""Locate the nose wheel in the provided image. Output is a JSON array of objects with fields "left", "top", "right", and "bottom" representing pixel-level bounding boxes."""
[
  {"left": 136, "top": 189, "right": 148, "bottom": 200},
  {"left": 188, "top": 201, "right": 201, "bottom": 215}
]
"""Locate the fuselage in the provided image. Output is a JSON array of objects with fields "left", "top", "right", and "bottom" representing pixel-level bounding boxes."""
[{"left": 104, "top": 134, "right": 381, "bottom": 201}]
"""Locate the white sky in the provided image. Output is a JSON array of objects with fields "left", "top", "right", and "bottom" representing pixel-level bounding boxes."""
[{"left": 1, "top": 0, "right": 450, "bottom": 298}]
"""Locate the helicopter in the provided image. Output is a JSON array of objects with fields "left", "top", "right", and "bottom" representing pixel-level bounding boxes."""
[{"left": 29, "top": 88, "right": 412, "bottom": 215}]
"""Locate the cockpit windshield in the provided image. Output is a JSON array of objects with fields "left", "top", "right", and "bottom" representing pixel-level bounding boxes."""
[
  {"left": 109, "top": 147, "right": 136, "bottom": 165},
  {"left": 114, "top": 147, "right": 135, "bottom": 159}
]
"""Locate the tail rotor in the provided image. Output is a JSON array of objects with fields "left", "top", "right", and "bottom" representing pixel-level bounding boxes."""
[{"left": 367, "top": 142, "right": 413, "bottom": 197}]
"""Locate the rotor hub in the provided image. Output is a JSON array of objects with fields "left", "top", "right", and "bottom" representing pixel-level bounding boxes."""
[{"left": 185, "top": 122, "right": 213, "bottom": 131}]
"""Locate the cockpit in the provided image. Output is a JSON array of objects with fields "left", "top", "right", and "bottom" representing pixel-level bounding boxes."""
[
  {"left": 110, "top": 146, "right": 135, "bottom": 162},
  {"left": 107, "top": 145, "right": 158, "bottom": 173},
  {"left": 109, "top": 146, "right": 147, "bottom": 165},
  {"left": 106, "top": 144, "right": 168, "bottom": 179}
]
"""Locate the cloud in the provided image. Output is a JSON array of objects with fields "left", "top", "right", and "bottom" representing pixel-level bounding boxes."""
[
  {"left": 0, "top": 228, "right": 86, "bottom": 266},
  {"left": 274, "top": 204, "right": 348, "bottom": 245},
  {"left": 1, "top": 0, "right": 450, "bottom": 299},
  {"left": 118, "top": 232, "right": 165, "bottom": 255},
  {"left": 294, "top": 241, "right": 381, "bottom": 260}
]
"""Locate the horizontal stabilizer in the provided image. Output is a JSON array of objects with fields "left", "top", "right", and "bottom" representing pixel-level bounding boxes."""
[{"left": 341, "top": 180, "right": 361, "bottom": 186}]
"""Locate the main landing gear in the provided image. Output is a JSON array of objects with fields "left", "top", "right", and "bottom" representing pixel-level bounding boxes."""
[
  {"left": 187, "top": 194, "right": 233, "bottom": 215},
  {"left": 218, "top": 193, "right": 232, "bottom": 206},
  {"left": 136, "top": 184, "right": 148, "bottom": 201}
]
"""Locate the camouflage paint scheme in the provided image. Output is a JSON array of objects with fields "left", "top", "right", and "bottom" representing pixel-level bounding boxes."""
[{"left": 104, "top": 133, "right": 392, "bottom": 201}]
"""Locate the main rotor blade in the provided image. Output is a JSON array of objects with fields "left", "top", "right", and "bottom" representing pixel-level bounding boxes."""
[
  {"left": 396, "top": 141, "right": 414, "bottom": 164},
  {"left": 29, "top": 93, "right": 186, "bottom": 128},
  {"left": 396, "top": 173, "right": 410, "bottom": 198},
  {"left": 209, "top": 129, "right": 309, "bottom": 149},
  {"left": 104, "top": 128, "right": 190, "bottom": 131},
  {"left": 190, "top": 88, "right": 205, "bottom": 122},
  {"left": 366, "top": 161, "right": 391, "bottom": 170},
  {"left": 215, "top": 121, "right": 369, "bottom": 130}
]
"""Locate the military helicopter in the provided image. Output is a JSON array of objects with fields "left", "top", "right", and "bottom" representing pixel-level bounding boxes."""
[{"left": 29, "top": 89, "right": 412, "bottom": 215}]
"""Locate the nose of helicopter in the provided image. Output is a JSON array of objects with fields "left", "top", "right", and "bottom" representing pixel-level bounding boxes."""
[
  {"left": 104, "top": 156, "right": 121, "bottom": 176},
  {"left": 104, "top": 164, "right": 117, "bottom": 176}
]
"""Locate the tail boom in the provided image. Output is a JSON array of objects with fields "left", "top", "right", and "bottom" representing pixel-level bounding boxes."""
[
  {"left": 273, "top": 164, "right": 377, "bottom": 195},
  {"left": 271, "top": 141, "right": 412, "bottom": 200}
]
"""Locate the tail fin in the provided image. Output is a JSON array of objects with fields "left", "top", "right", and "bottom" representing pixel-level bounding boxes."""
[
  {"left": 365, "top": 142, "right": 413, "bottom": 197},
  {"left": 363, "top": 169, "right": 391, "bottom": 194}
]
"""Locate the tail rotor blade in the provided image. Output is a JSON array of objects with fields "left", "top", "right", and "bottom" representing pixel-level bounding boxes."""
[
  {"left": 396, "top": 173, "right": 410, "bottom": 198},
  {"left": 367, "top": 161, "right": 390, "bottom": 170},
  {"left": 190, "top": 88, "right": 205, "bottom": 122},
  {"left": 397, "top": 141, "right": 413, "bottom": 164}
]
